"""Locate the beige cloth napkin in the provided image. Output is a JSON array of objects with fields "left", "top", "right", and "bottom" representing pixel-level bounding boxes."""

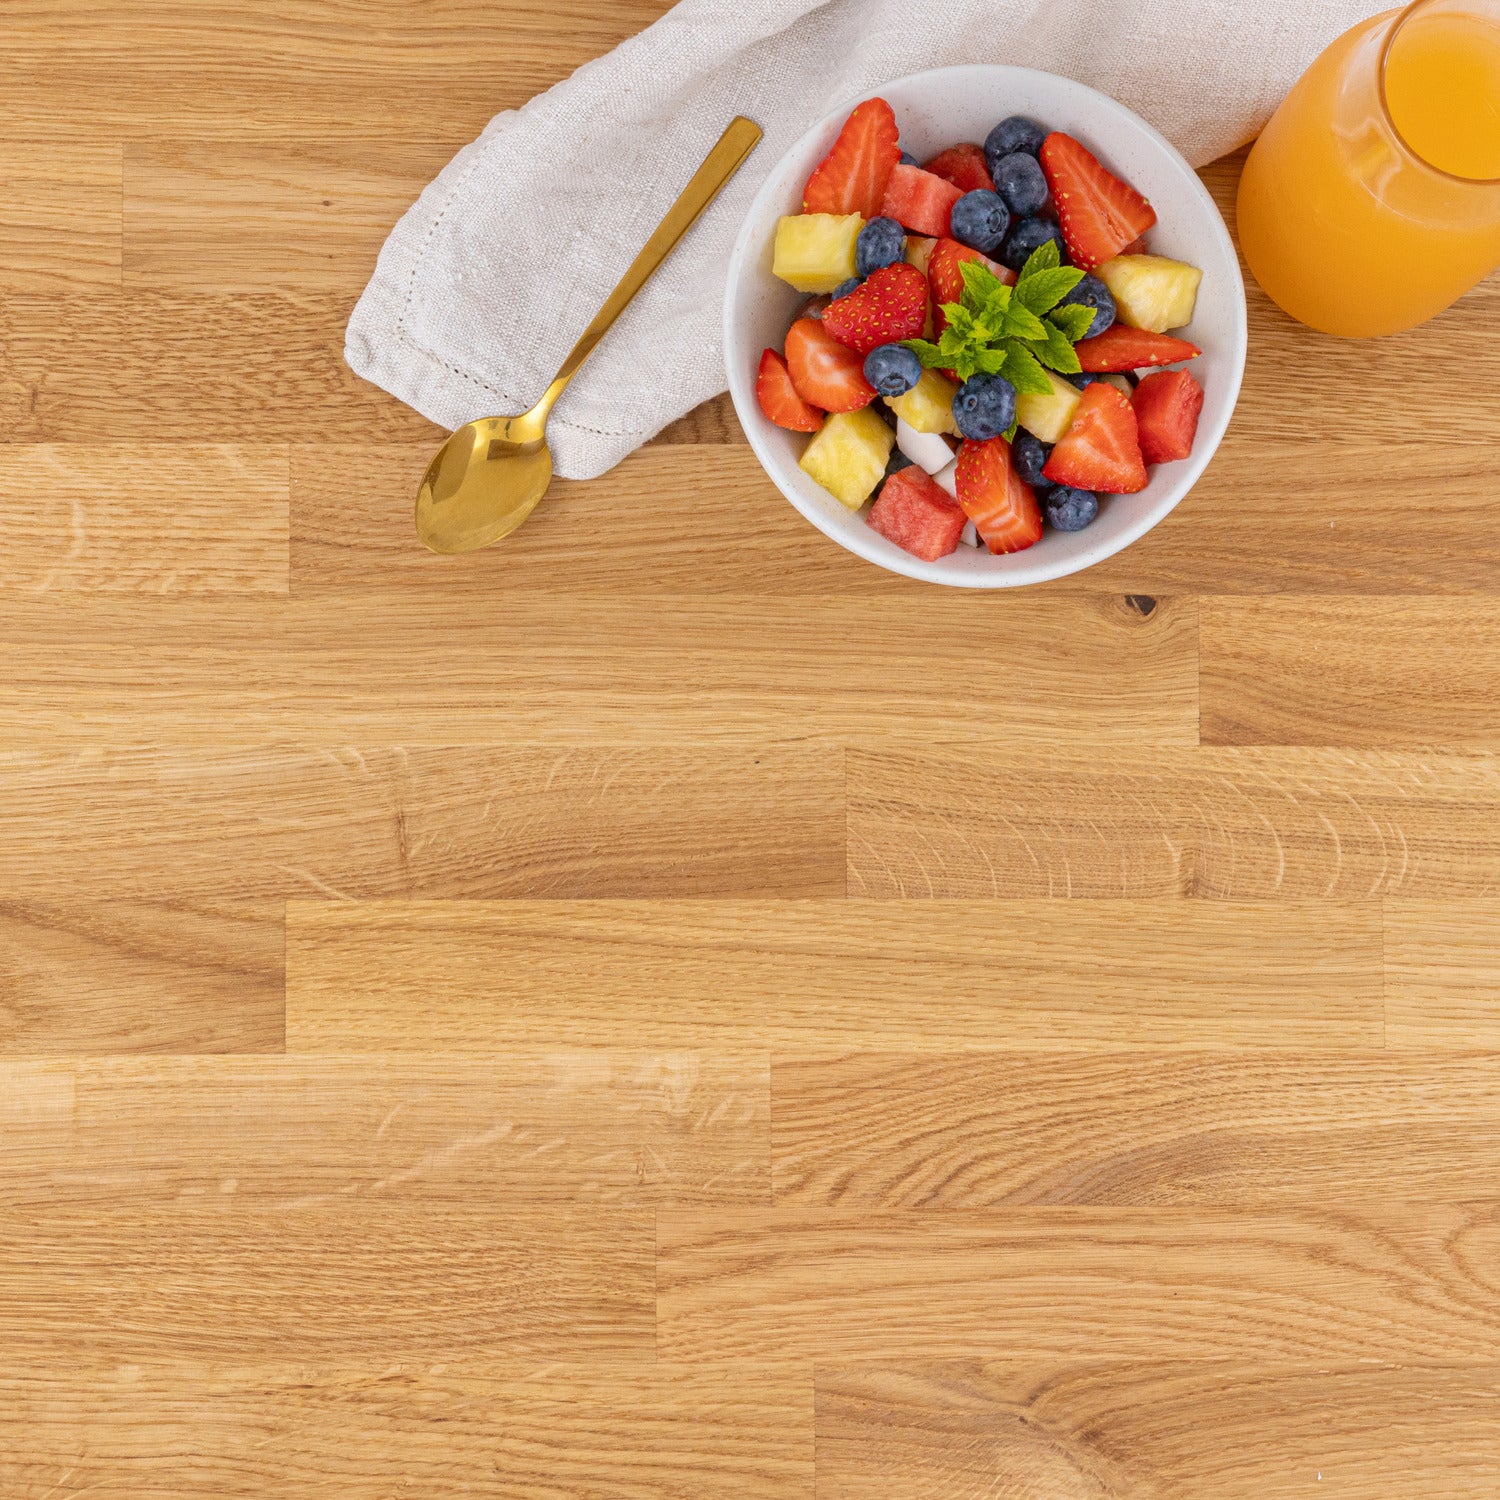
[{"left": 346, "top": 0, "right": 1384, "bottom": 479}]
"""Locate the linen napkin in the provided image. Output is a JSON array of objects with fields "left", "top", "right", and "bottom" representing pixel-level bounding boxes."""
[{"left": 346, "top": 0, "right": 1385, "bottom": 480}]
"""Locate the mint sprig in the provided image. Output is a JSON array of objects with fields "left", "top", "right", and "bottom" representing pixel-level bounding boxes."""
[{"left": 902, "top": 240, "right": 1088, "bottom": 392}]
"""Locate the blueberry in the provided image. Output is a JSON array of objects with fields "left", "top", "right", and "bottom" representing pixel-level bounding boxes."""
[
  {"left": 885, "top": 450, "right": 914, "bottom": 477},
  {"left": 899, "top": 150, "right": 918, "bottom": 167},
  {"left": 985, "top": 115, "right": 1048, "bottom": 169},
  {"left": 863, "top": 343, "right": 923, "bottom": 399},
  {"left": 1011, "top": 430, "right": 1053, "bottom": 487},
  {"left": 1067, "top": 372, "right": 1103, "bottom": 390},
  {"left": 1045, "top": 486, "right": 1099, "bottom": 532},
  {"left": 991, "top": 152, "right": 1049, "bottom": 217},
  {"left": 999, "top": 216, "right": 1067, "bottom": 271},
  {"left": 1056, "top": 273, "right": 1116, "bottom": 338},
  {"left": 949, "top": 190, "right": 1011, "bottom": 254},
  {"left": 951, "top": 373, "right": 1017, "bottom": 442},
  {"left": 830, "top": 277, "right": 862, "bottom": 301},
  {"left": 856, "top": 217, "right": 906, "bottom": 277}
]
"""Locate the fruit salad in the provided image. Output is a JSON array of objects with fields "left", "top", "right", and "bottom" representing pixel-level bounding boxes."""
[{"left": 756, "top": 97, "right": 1208, "bottom": 562}]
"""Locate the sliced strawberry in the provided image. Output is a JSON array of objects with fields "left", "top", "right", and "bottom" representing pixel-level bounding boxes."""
[
  {"left": 866, "top": 467, "right": 967, "bottom": 561},
  {"left": 955, "top": 437, "right": 1043, "bottom": 555},
  {"left": 927, "top": 237, "right": 1016, "bottom": 310},
  {"left": 756, "top": 348, "right": 824, "bottom": 432},
  {"left": 1043, "top": 382, "right": 1148, "bottom": 494},
  {"left": 923, "top": 143, "right": 995, "bottom": 194},
  {"left": 803, "top": 98, "right": 901, "bottom": 219},
  {"left": 1040, "top": 132, "right": 1157, "bottom": 270},
  {"left": 1132, "top": 368, "right": 1204, "bottom": 464},
  {"left": 784, "top": 317, "right": 876, "bottom": 413},
  {"left": 879, "top": 163, "right": 964, "bottom": 239},
  {"left": 1074, "top": 325, "right": 1201, "bottom": 372},
  {"left": 821, "top": 261, "right": 929, "bottom": 356},
  {"left": 1119, "top": 234, "right": 1150, "bottom": 256}
]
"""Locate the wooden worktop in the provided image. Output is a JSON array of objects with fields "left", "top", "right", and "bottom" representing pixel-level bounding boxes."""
[{"left": 3, "top": 4, "right": 1500, "bottom": 1496}]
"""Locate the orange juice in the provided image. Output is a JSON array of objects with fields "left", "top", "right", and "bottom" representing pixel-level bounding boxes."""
[{"left": 1238, "top": 1, "right": 1500, "bottom": 338}]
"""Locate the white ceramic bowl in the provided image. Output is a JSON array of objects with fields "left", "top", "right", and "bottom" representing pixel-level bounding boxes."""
[{"left": 723, "top": 65, "right": 1247, "bottom": 588}]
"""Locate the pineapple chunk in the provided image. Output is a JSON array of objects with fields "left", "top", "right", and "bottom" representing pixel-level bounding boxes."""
[
  {"left": 905, "top": 235, "right": 937, "bottom": 276},
  {"left": 1015, "top": 367, "right": 1082, "bottom": 444},
  {"left": 886, "top": 369, "right": 960, "bottom": 436},
  {"left": 1096, "top": 254, "right": 1203, "bottom": 333},
  {"left": 773, "top": 214, "right": 864, "bottom": 293},
  {"left": 799, "top": 408, "right": 895, "bottom": 509},
  {"left": 1099, "top": 373, "right": 1135, "bottom": 397}
]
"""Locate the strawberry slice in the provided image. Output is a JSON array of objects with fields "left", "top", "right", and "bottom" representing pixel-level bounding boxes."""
[
  {"left": 1040, "top": 132, "right": 1157, "bottom": 270},
  {"left": 784, "top": 317, "right": 876, "bottom": 412},
  {"left": 1132, "top": 368, "right": 1204, "bottom": 464},
  {"left": 1074, "top": 325, "right": 1201, "bottom": 372},
  {"left": 955, "top": 437, "right": 1043, "bottom": 554},
  {"left": 803, "top": 98, "right": 902, "bottom": 219},
  {"left": 879, "top": 163, "right": 965, "bottom": 238},
  {"left": 927, "top": 237, "right": 1015, "bottom": 310},
  {"left": 821, "top": 261, "right": 929, "bottom": 356},
  {"left": 867, "top": 467, "right": 967, "bottom": 561},
  {"left": 1043, "top": 382, "right": 1148, "bottom": 494},
  {"left": 756, "top": 348, "right": 824, "bottom": 432},
  {"left": 923, "top": 143, "right": 995, "bottom": 194}
]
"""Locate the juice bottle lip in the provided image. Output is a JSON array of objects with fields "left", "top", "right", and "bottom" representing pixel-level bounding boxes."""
[{"left": 1378, "top": 0, "right": 1500, "bottom": 186}]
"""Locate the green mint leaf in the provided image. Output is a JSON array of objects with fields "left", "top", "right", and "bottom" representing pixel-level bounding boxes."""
[
  {"left": 1015, "top": 265, "right": 1086, "bottom": 317},
  {"left": 1004, "top": 344, "right": 1056, "bottom": 397},
  {"left": 1003, "top": 420, "right": 1019, "bottom": 444},
  {"left": 1034, "top": 320, "right": 1083, "bottom": 374},
  {"left": 975, "top": 345, "right": 1011, "bottom": 377},
  {"left": 937, "top": 325, "right": 970, "bottom": 360},
  {"left": 1019, "top": 238, "right": 1062, "bottom": 279},
  {"left": 1001, "top": 303, "right": 1049, "bottom": 343},
  {"left": 900, "top": 339, "right": 945, "bottom": 369},
  {"left": 1047, "top": 304, "right": 1097, "bottom": 343},
  {"left": 959, "top": 259, "right": 1008, "bottom": 309}
]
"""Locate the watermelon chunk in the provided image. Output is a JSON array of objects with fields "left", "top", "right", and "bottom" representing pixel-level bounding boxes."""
[
  {"left": 866, "top": 466, "right": 967, "bottom": 561},
  {"left": 879, "top": 164, "right": 964, "bottom": 239},
  {"left": 1132, "top": 369, "right": 1205, "bottom": 464}
]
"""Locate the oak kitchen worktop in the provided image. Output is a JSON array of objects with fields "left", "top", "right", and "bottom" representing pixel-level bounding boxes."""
[{"left": 3, "top": 3, "right": 1500, "bottom": 1496}]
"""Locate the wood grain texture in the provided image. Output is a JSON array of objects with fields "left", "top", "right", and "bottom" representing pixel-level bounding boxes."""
[
  {"left": 0, "top": 594, "right": 1196, "bottom": 747},
  {"left": 1202, "top": 598, "right": 1500, "bottom": 746},
  {"left": 0, "top": 292, "right": 445, "bottom": 444},
  {"left": 0, "top": 1360, "right": 812, "bottom": 1500},
  {"left": 0, "top": 1202, "right": 653, "bottom": 1362},
  {"left": 0, "top": 445, "right": 287, "bottom": 593},
  {"left": 0, "top": 141, "right": 121, "bottom": 290},
  {"left": 285, "top": 899, "right": 1380, "bottom": 1051},
  {"left": 849, "top": 746, "right": 1500, "bottom": 897},
  {"left": 657, "top": 1204, "right": 1500, "bottom": 1364},
  {"left": 773, "top": 1052, "right": 1500, "bottom": 1207},
  {"left": 0, "top": 1052, "right": 766, "bottom": 1205},
  {"left": 816, "top": 1360, "right": 1500, "bottom": 1499},
  {"left": 6, "top": 4, "right": 1500, "bottom": 1495},
  {"left": 124, "top": 141, "right": 454, "bottom": 291},
  {"left": 1385, "top": 900, "right": 1500, "bottom": 1046},
  {"left": 0, "top": 901, "right": 283, "bottom": 1053},
  {"left": 0, "top": 746, "right": 842, "bottom": 898},
  {"left": 0, "top": 1, "right": 675, "bottom": 140}
]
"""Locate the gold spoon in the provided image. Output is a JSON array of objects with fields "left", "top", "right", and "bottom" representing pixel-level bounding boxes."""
[{"left": 415, "top": 115, "right": 763, "bottom": 554}]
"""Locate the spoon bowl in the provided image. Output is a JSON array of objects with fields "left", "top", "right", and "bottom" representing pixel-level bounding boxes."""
[
  {"left": 416, "top": 413, "right": 553, "bottom": 554},
  {"left": 414, "top": 116, "right": 762, "bottom": 555}
]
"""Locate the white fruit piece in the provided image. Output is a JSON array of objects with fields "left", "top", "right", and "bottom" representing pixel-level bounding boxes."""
[
  {"left": 1015, "top": 367, "right": 1082, "bottom": 444},
  {"left": 905, "top": 235, "right": 937, "bottom": 276},
  {"left": 932, "top": 457, "right": 959, "bottom": 499},
  {"left": 773, "top": 213, "right": 864, "bottom": 293},
  {"left": 895, "top": 418, "right": 957, "bottom": 475},
  {"left": 1099, "top": 373, "right": 1135, "bottom": 397},
  {"left": 960, "top": 518, "right": 979, "bottom": 547},
  {"left": 1095, "top": 254, "right": 1203, "bottom": 333},
  {"left": 887, "top": 369, "right": 961, "bottom": 435},
  {"left": 798, "top": 407, "right": 895, "bottom": 509}
]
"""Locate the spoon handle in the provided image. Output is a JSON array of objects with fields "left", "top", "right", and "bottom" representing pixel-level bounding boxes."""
[{"left": 534, "top": 115, "right": 763, "bottom": 417}]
